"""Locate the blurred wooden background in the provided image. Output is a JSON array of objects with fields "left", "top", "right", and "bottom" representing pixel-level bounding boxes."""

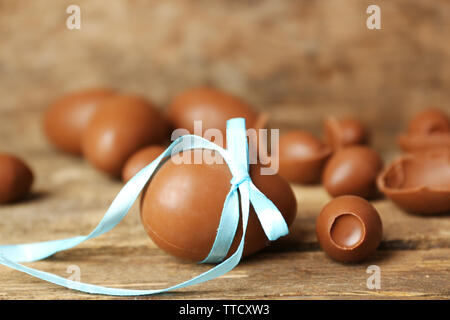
[{"left": 0, "top": 0, "right": 449, "bottom": 155}]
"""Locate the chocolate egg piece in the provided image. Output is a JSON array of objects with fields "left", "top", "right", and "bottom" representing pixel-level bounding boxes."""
[
  {"left": 140, "top": 150, "right": 297, "bottom": 261},
  {"left": 323, "top": 117, "right": 369, "bottom": 150},
  {"left": 407, "top": 108, "right": 450, "bottom": 134},
  {"left": 167, "top": 87, "right": 262, "bottom": 138},
  {"left": 377, "top": 148, "right": 450, "bottom": 215},
  {"left": 316, "top": 195, "right": 382, "bottom": 263},
  {"left": 322, "top": 146, "right": 383, "bottom": 199},
  {"left": 397, "top": 108, "right": 450, "bottom": 153},
  {"left": 43, "top": 88, "right": 117, "bottom": 154},
  {"left": 122, "top": 145, "right": 166, "bottom": 183},
  {"left": 82, "top": 94, "right": 168, "bottom": 177},
  {"left": 0, "top": 153, "right": 34, "bottom": 204},
  {"left": 278, "top": 130, "right": 332, "bottom": 184}
]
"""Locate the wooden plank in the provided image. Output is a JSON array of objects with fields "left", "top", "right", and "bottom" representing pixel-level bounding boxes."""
[{"left": 0, "top": 141, "right": 449, "bottom": 299}]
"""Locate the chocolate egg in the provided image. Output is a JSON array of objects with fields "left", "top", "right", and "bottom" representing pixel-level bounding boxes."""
[
  {"left": 323, "top": 117, "right": 369, "bottom": 150},
  {"left": 397, "top": 108, "right": 450, "bottom": 153},
  {"left": 278, "top": 130, "right": 332, "bottom": 184},
  {"left": 43, "top": 88, "right": 117, "bottom": 154},
  {"left": 122, "top": 145, "right": 166, "bottom": 182},
  {"left": 322, "top": 146, "right": 383, "bottom": 199},
  {"left": 407, "top": 108, "right": 450, "bottom": 134},
  {"left": 82, "top": 94, "right": 168, "bottom": 177},
  {"left": 316, "top": 195, "right": 382, "bottom": 263},
  {"left": 377, "top": 148, "right": 450, "bottom": 215},
  {"left": 0, "top": 153, "right": 34, "bottom": 204},
  {"left": 167, "top": 87, "right": 265, "bottom": 141},
  {"left": 140, "top": 150, "right": 297, "bottom": 261}
]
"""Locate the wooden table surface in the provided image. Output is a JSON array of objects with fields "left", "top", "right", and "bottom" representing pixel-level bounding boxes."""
[{"left": 0, "top": 110, "right": 449, "bottom": 300}]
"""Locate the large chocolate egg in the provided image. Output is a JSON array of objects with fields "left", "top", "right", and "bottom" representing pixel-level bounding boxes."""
[
  {"left": 82, "top": 94, "right": 168, "bottom": 177},
  {"left": 43, "top": 88, "right": 117, "bottom": 154},
  {"left": 278, "top": 130, "right": 332, "bottom": 184},
  {"left": 322, "top": 146, "right": 383, "bottom": 199},
  {"left": 140, "top": 150, "right": 297, "bottom": 261},
  {"left": 167, "top": 87, "right": 264, "bottom": 140},
  {"left": 0, "top": 153, "right": 34, "bottom": 204}
]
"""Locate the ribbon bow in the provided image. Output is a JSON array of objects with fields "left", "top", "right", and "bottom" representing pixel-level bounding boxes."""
[{"left": 0, "top": 118, "right": 289, "bottom": 296}]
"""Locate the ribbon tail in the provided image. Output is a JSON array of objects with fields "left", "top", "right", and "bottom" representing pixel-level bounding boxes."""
[
  {"left": 248, "top": 181, "right": 289, "bottom": 241},
  {"left": 200, "top": 188, "right": 240, "bottom": 264}
]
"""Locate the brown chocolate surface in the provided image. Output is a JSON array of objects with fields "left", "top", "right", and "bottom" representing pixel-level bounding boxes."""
[
  {"left": 322, "top": 146, "right": 383, "bottom": 199},
  {"left": 316, "top": 195, "right": 382, "bottom": 263},
  {"left": 278, "top": 130, "right": 331, "bottom": 184},
  {"left": 323, "top": 117, "right": 369, "bottom": 150},
  {"left": 397, "top": 108, "right": 450, "bottom": 153},
  {"left": 167, "top": 87, "right": 260, "bottom": 139},
  {"left": 377, "top": 148, "right": 450, "bottom": 215},
  {"left": 0, "top": 153, "right": 34, "bottom": 204},
  {"left": 140, "top": 150, "right": 297, "bottom": 261},
  {"left": 82, "top": 94, "right": 168, "bottom": 177},
  {"left": 43, "top": 88, "right": 117, "bottom": 155},
  {"left": 121, "top": 145, "right": 167, "bottom": 183}
]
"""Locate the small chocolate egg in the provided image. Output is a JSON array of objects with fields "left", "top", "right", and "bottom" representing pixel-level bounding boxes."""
[
  {"left": 167, "top": 87, "right": 263, "bottom": 141},
  {"left": 82, "top": 94, "right": 168, "bottom": 177},
  {"left": 0, "top": 153, "right": 34, "bottom": 204},
  {"left": 278, "top": 130, "right": 332, "bottom": 184},
  {"left": 323, "top": 117, "right": 369, "bottom": 150},
  {"left": 377, "top": 148, "right": 450, "bottom": 215},
  {"left": 322, "top": 146, "right": 383, "bottom": 199},
  {"left": 407, "top": 108, "right": 450, "bottom": 134},
  {"left": 316, "top": 195, "right": 382, "bottom": 263},
  {"left": 122, "top": 145, "right": 166, "bottom": 182},
  {"left": 43, "top": 88, "right": 117, "bottom": 154},
  {"left": 140, "top": 150, "right": 297, "bottom": 261}
]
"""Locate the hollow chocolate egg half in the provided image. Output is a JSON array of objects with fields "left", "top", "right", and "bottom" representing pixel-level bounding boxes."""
[
  {"left": 278, "top": 130, "right": 332, "bottom": 184},
  {"left": 316, "top": 195, "right": 383, "bottom": 263},
  {"left": 140, "top": 150, "right": 297, "bottom": 261},
  {"left": 377, "top": 148, "right": 450, "bottom": 215},
  {"left": 397, "top": 108, "right": 450, "bottom": 153},
  {"left": 323, "top": 116, "right": 369, "bottom": 150}
]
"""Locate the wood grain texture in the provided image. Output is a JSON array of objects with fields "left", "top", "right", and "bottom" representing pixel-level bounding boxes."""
[
  {"left": 0, "top": 135, "right": 449, "bottom": 299},
  {"left": 0, "top": 0, "right": 449, "bottom": 300}
]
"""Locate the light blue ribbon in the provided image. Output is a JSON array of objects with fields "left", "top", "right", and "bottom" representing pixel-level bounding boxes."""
[{"left": 0, "top": 118, "right": 289, "bottom": 296}]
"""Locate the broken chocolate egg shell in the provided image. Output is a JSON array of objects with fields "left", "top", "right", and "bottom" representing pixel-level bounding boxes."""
[
  {"left": 316, "top": 195, "right": 383, "bottom": 263},
  {"left": 397, "top": 108, "right": 450, "bottom": 153},
  {"left": 140, "top": 150, "right": 297, "bottom": 261},
  {"left": 397, "top": 132, "right": 450, "bottom": 153},
  {"left": 377, "top": 148, "right": 450, "bottom": 215},
  {"left": 278, "top": 130, "right": 332, "bottom": 184},
  {"left": 407, "top": 108, "right": 450, "bottom": 135},
  {"left": 323, "top": 117, "right": 369, "bottom": 150}
]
